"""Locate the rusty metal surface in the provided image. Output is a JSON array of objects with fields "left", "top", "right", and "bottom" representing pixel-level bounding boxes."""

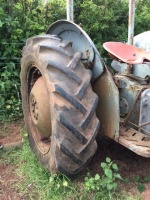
[
  {"left": 139, "top": 122, "right": 150, "bottom": 128},
  {"left": 30, "top": 77, "right": 51, "bottom": 138},
  {"left": 128, "top": 0, "right": 135, "bottom": 45},
  {"left": 103, "top": 42, "right": 150, "bottom": 64},
  {"left": 139, "top": 88, "right": 150, "bottom": 135},
  {"left": 118, "top": 127, "right": 150, "bottom": 157},
  {"left": 92, "top": 67, "right": 119, "bottom": 139}
]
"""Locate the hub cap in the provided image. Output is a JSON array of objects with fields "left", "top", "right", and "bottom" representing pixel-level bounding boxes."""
[{"left": 29, "top": 76, "right": 51, "bottom": 153}]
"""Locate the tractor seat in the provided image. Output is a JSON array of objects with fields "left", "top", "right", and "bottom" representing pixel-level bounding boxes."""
[{"left": 103, "top": 42, "right": 150, "bottom": 64}]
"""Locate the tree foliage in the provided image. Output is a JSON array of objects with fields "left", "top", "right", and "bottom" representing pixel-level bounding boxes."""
[
  {"left": 135, "top": 0, "right": 150, "bottom": 34},
  {"left": 0, "top": 0, "right": 66, "bottom": 120},
  {"left": 74, "top": 0, "right": 128, "bottom": 53}
]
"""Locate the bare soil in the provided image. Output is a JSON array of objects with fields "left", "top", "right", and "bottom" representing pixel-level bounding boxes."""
[
  {"left": 0, "top": 121, "right": 23, "bottom": 150},
  {"left": 0, "top": 164, "right": 22, "bottom": 200},
  {"left": 0, "top": 121, "right": 150, "bottom": 200},
  {"left": 0, "top": 120, "right": 24, "bottom": 200}
]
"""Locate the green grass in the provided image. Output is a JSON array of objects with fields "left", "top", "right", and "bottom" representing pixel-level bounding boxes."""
[{"left": 0, "top": 138, "right": 142, "bottom": 200}]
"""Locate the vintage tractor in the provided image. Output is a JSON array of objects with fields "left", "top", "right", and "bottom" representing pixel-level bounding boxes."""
[{"left": 20, "top": 7, "right": 150, "bottom": 176}]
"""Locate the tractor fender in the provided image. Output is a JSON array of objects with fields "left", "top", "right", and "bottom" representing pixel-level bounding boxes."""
[
  {"left": 92, "top": 66, "right": 120, "bottom": 139},
  {"left": 47, "top": 20, "right": 104, "bottom": 80}
]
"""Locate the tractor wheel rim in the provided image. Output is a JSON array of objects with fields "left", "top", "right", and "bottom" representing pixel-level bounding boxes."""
[
  {"left": 29, "top": 76, "right": 51, "bottom": 154},
  {"left": 30, "top": 95, "right": 38, "bottom": 122}
]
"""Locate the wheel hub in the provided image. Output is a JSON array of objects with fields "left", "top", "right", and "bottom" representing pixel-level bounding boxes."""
[
  {"left": 29, "top": 77, "right": 51, "bottom": 140},
  {"left": 30, "top": 95, "right": 38, "bottom": 121}
]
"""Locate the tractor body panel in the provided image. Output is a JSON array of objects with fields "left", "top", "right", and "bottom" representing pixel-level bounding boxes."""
[
  {"left": 92, "top": 67, "right": 120, "bottom": 139},
  {"left": 133, "top": 63, "right": 150, "bottom": 78},
  {"left": 139, "top": 88, "right": 150, "bottom": 136},
  {"left": 116, "top": 75, "right": 144, "bottom": 125},
  {"left": 111, "top": 61, "right": 150, "bottom": 79},
  {"left": 134, "top": 31, "right": 150, "bottom": 53},
  {"left": 115, "top": 75, "right": 150, "bottom": 133},
  {"left": 118, "top": 127, "right": 150, "bottom": 157}
]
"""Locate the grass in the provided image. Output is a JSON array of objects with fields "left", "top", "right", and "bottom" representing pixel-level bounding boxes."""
[{"left": 0, "top": 130, "right": 142, "bottom": 200}]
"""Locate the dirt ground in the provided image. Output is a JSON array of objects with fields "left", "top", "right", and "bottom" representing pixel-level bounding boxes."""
[
  {"left": 0, "top": 121, "right": 24, "bottom": 200},
  {"left": 0, "top": 121, "right": 23, "bottom": 150},
  {"left": 0, "top": 121, "right": 150, "bottom": 200}
]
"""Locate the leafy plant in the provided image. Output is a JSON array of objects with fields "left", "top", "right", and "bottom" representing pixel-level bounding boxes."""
[
  {"left": 0, "top": 62, "right": 22, "bottom": 120},
  {"left": 84, "top": 157, "right": 123, "bottom": 193},
  {"left": 133, "top": 175, "right": 150, "bottom": 193},
  {"left": 0, "top": 0, "right": 66, "bottom": 121}
]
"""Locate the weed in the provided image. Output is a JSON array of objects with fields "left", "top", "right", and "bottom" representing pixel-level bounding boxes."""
[
  {"left": 84, "top": 157, "right": 122, "bottom": 193},
  {"left": 133, "top": 175, "right": 150, "bottom": 193},
  {"left": 0, "top": 147, "right": 20, "bottom": 165}
]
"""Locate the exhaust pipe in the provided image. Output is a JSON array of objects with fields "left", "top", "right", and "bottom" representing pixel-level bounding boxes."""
[
  {"left": 128, "top": 0, "right": 135, "bottom": 45},
  {"left": 66, "top": 0, "right": 74, "bottom": 22}
]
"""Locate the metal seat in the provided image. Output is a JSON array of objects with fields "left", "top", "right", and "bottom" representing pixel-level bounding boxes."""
[{"left": 103, "top": 42, "right": 150, "bottom": 64}]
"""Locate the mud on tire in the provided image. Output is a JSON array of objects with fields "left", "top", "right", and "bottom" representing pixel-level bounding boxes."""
[{"left": 21, "top": 35, "right": 100, "bottom": 176}]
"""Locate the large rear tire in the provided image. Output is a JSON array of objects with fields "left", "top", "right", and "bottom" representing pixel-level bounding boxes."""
[{"left": 21, "top": 35, "right": 100, "bottom": 176}]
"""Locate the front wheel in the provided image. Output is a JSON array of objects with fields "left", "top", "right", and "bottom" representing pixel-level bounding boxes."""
[{"left": 21, "top": 35, "right": 100, "bottom": 176}]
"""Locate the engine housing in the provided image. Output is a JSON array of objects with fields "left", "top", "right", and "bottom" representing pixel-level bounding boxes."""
[{"left": 115, "top": 75, "right": 150, "bottom": 136}]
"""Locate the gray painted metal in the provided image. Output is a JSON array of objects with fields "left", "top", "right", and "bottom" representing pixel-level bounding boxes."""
[
  {"left": 67, "top": 0, "right": 74, "bottom": 21},
  {"left": 120, "top": 97, "right": 129, "bottom": 117},
  {"left": 111, "top": 60, "right": 150, "bottom": 79},
  {"left": 128, "top": 0, "right": 135, "bottom": 45},
  {"left": 116, "top": 74, "right": 150, "bottom": 136},
  {"left": 133, "top": 31, "right": 150, "bottom": 78},
  {"left": 111, "top": 60, "right": 128, "bottom": 74},
  {"left": 47, "top": 20, "right": 104, "bottom": 80},
  {"left": 139, "top": 89, "right": 150, "bottom": 136},
  {"left": 133, "top": 63, "right": 150, "bottom": 78},
  {"left": 134, "top": 31, "right": 150, "bottom": 53},
  {"left": 116, "top": 75, "right": 141, "bottom": 126}
]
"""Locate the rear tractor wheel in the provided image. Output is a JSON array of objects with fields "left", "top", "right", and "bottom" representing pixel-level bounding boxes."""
[{"left": 21, "top": 35, "right": 100, "bottom": 176}]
